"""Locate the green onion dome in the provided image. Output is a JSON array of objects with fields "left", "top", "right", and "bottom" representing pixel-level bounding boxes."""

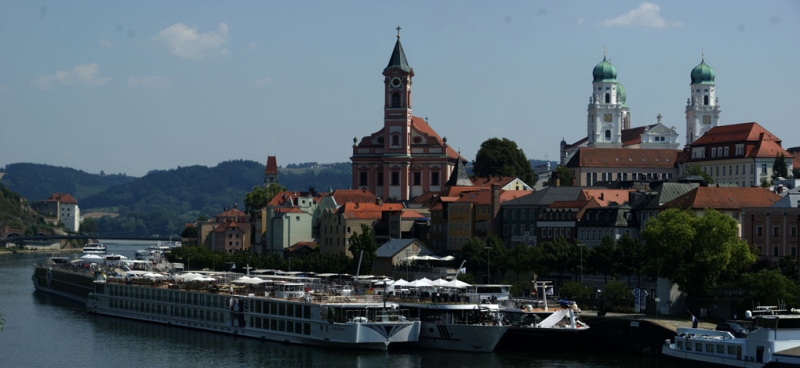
[
  {"left": 690, "top": 59, "right": 715, "bottom": 85},
  {"left": 616, "top": 83, "right": 626, "bottom": 106},
  {"left": 592, "top": 56, "right": 617, "bottom": 83}
]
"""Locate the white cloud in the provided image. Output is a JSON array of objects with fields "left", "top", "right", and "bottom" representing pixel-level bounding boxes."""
[
  {"left": 244, "top": 42, "right": 257, "bottom": 53},
  {"left": 30, "top": 63, "right": 110, "bottom": 90},
  {"left": 128, "top": 75, "right": 163, "bottom": 88},
  {"left": 98, "top": 39, "right": 116, "bottom": 49},
  {"left": 154, "top": 23, "right": 229, "bottom": 59},
  {"left": 603, "top": 3, "right": 682, "bottom": 28},
  {"left": 255, "top": 77, "right": 272, "bottom": 87}
]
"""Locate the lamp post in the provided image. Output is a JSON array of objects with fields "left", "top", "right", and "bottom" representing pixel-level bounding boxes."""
[{"left": 484, "top": 246, "right": 491, "bottom": 284}]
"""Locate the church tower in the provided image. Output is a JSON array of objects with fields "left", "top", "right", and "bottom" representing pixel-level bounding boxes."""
[
  {"left": 587, "top": 54, "right": 628, "bottom": 148},
  {"left": 382, "top": 26, "right": 414, "bottom": 155},
  {"left": 264, "top": 156, "right": 278, "bottom": 187},
  {"left": 685, "top": 56, "right": 721, "bottom": 145}
]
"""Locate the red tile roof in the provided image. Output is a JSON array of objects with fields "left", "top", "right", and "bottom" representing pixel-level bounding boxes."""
[
  {"left": 691, "top": 122, "right": 780, "bottom": 146},
  {"left": 287, "top": 241, "right": 317, "bottom": 252},
  {"left": 339, "top": 202, "right": 404, "bottom": 219},
  {"left": 268, "top": 190, "right": 321, "bottom": 206},
  {"left": 215, "top": 206, "right": 248, "bottom": 218},
  {"left": 43, "top": 193, "right": 79, "bottom": 204},
  {"left": 400, "top": 209, "right": 425, "bottom": 219},
  {"left": 621, "top": 125, "right": 652, "bottom": 146},
  {"left": 331, "top": 189, "right": 377, "bottom": 206},
  {"left": 663, "top": 187, "right": 781, "bottom": 210},
  {"left": 470, "top": 176, "right": 518, "bottom": 188},
  {"left": 454, "top": 190, "right": 531, "bottom": 205},
  {"left": 580, "top": 189, "right": 634, "bottom": 206},
  {"left": 567, "top": 148, "right": 680, "bottom": 168},
  {"left": 265, "top": 156, "right": 278, "bottom": 175},
  {"left": 410, "top": 116, "right": 461, "bottom": 160}
]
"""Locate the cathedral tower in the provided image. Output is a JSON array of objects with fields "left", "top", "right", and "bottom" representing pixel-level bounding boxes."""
[
  {"left": 685, "top": 56, "right": 721, "bottom": 145},
  {"left": 587, "top": 54, "right": 629, "bottom": 147}
]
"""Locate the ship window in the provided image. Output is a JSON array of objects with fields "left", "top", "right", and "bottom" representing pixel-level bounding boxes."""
[
  {"left": 717, "top": 345, "right": 724, "bottom": 354},
  {"left": 706, "top": 344, "right": 713, "bottom": 352},
  {"left": 686, "top": 341, "right": 692, "bottom": 350},
  {"left": 696, "top": 343, "right": 702, "bottom": 351},
  {"left": 677, "top": 341, "right": 683, "bottom": 349},
  {"left": 728, "top": 345, "right": 736, "bottom": 355}
]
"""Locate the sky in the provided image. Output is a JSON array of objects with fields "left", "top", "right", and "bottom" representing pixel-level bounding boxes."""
[{"left": 1, "top": 1, "right": 798, "bottom": 177}]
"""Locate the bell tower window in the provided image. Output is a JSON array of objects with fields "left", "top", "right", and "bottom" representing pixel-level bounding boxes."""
[
  {"left": 391, "top": 93, "right": 401, "bottom": 107},
  {"left": 605, "top": 130, "right": 611, "bottom": 140},
  {"left": 605, "top": 93, "right": 610, "bottom": 103},
  {"left": 703, "top": 95, "right": 709, "bottom": 106}
]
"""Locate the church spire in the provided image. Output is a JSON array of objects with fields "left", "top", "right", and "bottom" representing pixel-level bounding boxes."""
[{"left": 385, "top": 26, "right": 412, "bottom": 73}]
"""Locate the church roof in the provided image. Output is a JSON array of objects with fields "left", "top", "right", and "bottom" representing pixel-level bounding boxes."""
[
  {"left": 384, "top": 38, "right": 412, "bottom": 73},
  {"left": 566, "top": 148, "right": 680, "bottom": 168},
  {"left": 688, "top": 122, "right": 793, "bottom": 160}
]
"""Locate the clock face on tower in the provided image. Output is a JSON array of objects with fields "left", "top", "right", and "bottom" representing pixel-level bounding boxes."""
[
  {"left": 703, "top": 116, "right": 711, "bottom": 124},
  {"left": 604, "top": 114, "right": 612, "bottom": 122},
  {"left": 391, "top": 77, "right": 402, "bottom": 88}
]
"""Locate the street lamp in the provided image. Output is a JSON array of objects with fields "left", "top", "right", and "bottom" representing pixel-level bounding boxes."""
[{"left": 484, "top": 246, "right": 491, "bottom": 284}]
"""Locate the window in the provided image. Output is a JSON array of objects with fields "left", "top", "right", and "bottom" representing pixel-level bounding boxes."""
[
  {"left": 359, "top": 172, "right": 367, "bottom": 186},
  {"left": 503, "top": 225, "right": 507, "bottom": 235},
  {"left": 774, "top": 226, "right": 780, "bottom": 236},
  {"left": 605, "top": 130, "right": 611, "bottom": 140},
  {"left": 774, "top": 246, "right": 779, "bottom": 257},
  {"left": 512, "top": 225, "right": 517, "bottom": 235},
  {"left": 431, "top": 172, "right": 439, "bottom": 186},
  {"left": 791, "top": 226, "right": 797, "bottom": 237},
  {"left": 792, "top": 247, "right": 797, "bottom": 257},
  {"left": 391, "top": 172, "right": 399, "bottom": 185},
  {"left": 704, "top": 95, "right": 709, "bottom": 105},
  {"left": 605, "top": 93, "right": 610, "bottom": 103},
  {"left": 413, "top": 172, "right": 421, "bottom": 186},
  {"left": 391, "top": 93, "right": 400, "bottom": 107},
  {"left": 377, "top": 172, "right": 384, "bottom": 186},
  {"left": 757, "top": 226, "right": 763, "bottom": 236},
  {"left": 521, "top": 210, "right": 526, "bottom": 220},
  {"left": 736, "top": 146, "right": 744, "bottom": 156},
  {"left": 762, "top": 164, "right": 768, "bottom": 174},
  {"left": 711, "top": 148, "right": 716, "bottom": 158},
  {"left": 724, "top": 147, "right": 729, "bottom": 156},
  {"left": 391, "top": 134, "right": 400, "bottom": 146}
]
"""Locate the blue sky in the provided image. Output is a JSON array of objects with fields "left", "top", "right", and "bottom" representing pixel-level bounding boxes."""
[{"left": 1, "top": 1, "right": 798, "bottom": 177}]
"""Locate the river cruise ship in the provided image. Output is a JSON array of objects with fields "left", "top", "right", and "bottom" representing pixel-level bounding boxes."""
[{"left": 34, "top": 260, "right": 420, "bottom": 350}]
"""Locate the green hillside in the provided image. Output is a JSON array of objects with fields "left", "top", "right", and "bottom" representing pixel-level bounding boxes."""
[
  {"left": 0, "top": 163, "right": 135, "bottom": 202},
  {"left": 0, "top": 184, "right": 50, "bottom": 235}
]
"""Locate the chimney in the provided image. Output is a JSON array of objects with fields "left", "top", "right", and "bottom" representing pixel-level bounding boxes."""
[
  {"left": 491, "top": 184, "right": 501, "bottom": 235},
  {"left": 309, "top": 187, "right": 315, "bottom": 197},
  {"left": 376, "top": 197, "right": 384, "bottom": 206},
  {"left": 599, "top": 192, "right": 604, "bottom": 201}
]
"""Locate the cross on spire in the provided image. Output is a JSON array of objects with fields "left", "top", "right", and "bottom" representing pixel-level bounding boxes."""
[{"left": 396, "top": 25, "right": 402, "bottom": 38}]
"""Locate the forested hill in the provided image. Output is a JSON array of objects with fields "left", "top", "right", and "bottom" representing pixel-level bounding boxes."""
[
  {"left": 0, "top": 184, "right": 49, "bottom": 235},
  {"left": 0, "top": 160, "right": 353, "bottom": 236},
  {"left": 0, "top": 163, "right": 135, "bottom": 202}
]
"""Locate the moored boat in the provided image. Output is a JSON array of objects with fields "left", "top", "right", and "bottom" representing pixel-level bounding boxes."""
[
  {"left": 661, "top": 306, "right": 800, "bottom": 367},
  {"left": 83, "top": 242, "right": 106, "bottom": 254}
]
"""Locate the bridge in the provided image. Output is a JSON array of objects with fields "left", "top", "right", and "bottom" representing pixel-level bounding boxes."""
[{"left": 0, "top": 234, "right": 176, "bottom": 245}]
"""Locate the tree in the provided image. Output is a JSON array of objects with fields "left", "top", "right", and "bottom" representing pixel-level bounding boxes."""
[
  {"left": 243, "top": 183, "right": 287, "bottom": 215},
  {"left": 347, "top": 224, "right": 377, "bottom": 275},
  {"left": 79, "top": 217, "right": 99, "bottom": 234},
  {"left": 615, "top": 234, "right": 646, "bottom": 287},
  {"left": 773, "top": 153, "right": 789, "bottom": 179},
  {"left": 473, "top": 138, "right": 536, "bottom": 186},
  {"left": 181, "top": 226, "right": 198, "bottom": 239},
  {"left": 541, "top": 237, "right": 577, "bottom": 283},
  {"left": 587, "top": 236, "right": 617, "bottom": 283},
  {"left": 549, "top": 165, "right": 574, "bottom": 187},
  {"left": 641, "top": 208, "right": 756, "bottom": 296},
  {"left": 739, "top": 269, "right": 800, "bottom": 308},
  {"left": 682, "top": 165, "right": 715, "bottom": 184}
]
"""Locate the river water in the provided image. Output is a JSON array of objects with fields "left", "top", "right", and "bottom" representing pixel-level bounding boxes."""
[{"left": 0, "top": 241, "right": 679, "bottom": 368}]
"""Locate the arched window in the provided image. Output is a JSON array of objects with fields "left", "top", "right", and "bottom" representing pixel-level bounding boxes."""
[
  {"left": 605, "top": 130, "right": 611, "bottom": 140},
  {"left": 605, "top": 93, "right": 611, "bottom": 103},
  {"left": 703, "top": 95, "right": 709, "bottom": 105},
  {"left": 391, "top": 93, "right": 400, "bottom": 107}
]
